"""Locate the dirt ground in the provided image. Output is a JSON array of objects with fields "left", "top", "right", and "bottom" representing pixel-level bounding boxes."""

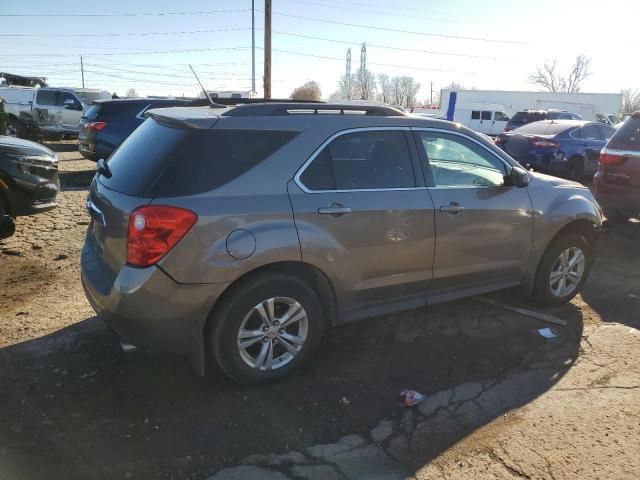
[{"left": 0, "top": 143, "right": 639, "bottom": 479}]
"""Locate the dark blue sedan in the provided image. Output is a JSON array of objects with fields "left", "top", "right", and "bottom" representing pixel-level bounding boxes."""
[
  {"left": 496, "top": 120, "right": 616, "bottom": 180},
  {"left": 79, "top": 98, "right": 192, "bottom": 161}
]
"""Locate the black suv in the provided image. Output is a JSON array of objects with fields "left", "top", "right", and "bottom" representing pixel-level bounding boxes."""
[
  {"left": 0, "top": 136, "right": 59, "bottom": 239},
  {"left": 504, "top": 109, "right": 583, "bottom": 132},
  {"left": 79, "top": 98, "right": 192, "bottom": 161}
]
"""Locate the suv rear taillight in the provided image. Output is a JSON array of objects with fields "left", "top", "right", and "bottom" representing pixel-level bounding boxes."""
[
  {"left": 86, "top": 121, "right": 107, "bottom": 131},
  {"left": 599, "top": 147, "right": 627, "bottom": 166},
  {"left": 528, "top": 137, "right": 560, "bottom": 148},
  {"left": 127, "top": 205, "right": 197, "bottom": 267}
]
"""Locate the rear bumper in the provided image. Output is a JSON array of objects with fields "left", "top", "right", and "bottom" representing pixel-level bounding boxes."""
[
  {"left": 80, "top": 236, "right": 229, "bottom": 374},
  {"left": 593, "top": 171, "right": 640, "bottom": 214}
]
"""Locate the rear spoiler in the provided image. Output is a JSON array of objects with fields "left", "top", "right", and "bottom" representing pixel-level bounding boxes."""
[{"left": 146, "top": 108, "right": 222, "bottom": 130}]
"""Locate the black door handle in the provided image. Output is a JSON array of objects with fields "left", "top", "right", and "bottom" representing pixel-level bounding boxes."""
[{"left": 318, "top": 204, "right": 352, "bottom": 217}]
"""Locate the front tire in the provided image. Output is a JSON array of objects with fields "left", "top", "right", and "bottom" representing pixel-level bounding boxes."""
[
  {"left": 209, "top": 273, "right": 324, "bottom": 385},
  {"left": 532, "top": 233, "right": 593, "bottom": 306}
]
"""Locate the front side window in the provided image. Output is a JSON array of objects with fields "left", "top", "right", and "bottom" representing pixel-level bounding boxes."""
[
  {"left": 418, "top": 131, "right": 507, "bottom": 187},
  {"left": 57, "top": 91, "right": 79, "bottom": 107},
  {"left": 494, "top": 111, "right": 510, "bottom": 121},
  {"left": 481, "top": 111, "right": 492, "bottom": 121},
  {"left": 300, "top": 130, "right": 415, "bottom": 191}
]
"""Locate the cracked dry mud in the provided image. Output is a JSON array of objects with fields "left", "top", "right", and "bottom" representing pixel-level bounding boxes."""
[{"left": 1, "top": 173, "right": 640, "bottom": 479}]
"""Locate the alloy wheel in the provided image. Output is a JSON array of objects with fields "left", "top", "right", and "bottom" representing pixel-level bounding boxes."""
[
  {"left": 549, "top": 247, "right": 585, "bottom": 298},
  {"left": 237, "top": 297, "right": 309, "bottom": 371}
]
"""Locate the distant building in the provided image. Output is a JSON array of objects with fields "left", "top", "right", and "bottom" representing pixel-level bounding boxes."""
[{"left": 203, "top": 90, "right": 256, "bottom": 99}]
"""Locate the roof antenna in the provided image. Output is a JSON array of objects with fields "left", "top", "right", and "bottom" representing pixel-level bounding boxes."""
[{"left": 189, "top": 64, "right": 225, "bottom": 108}]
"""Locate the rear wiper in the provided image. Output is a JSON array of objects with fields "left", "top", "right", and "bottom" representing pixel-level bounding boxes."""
[{"left": 96, "top": 158, "right": 112, "bottom": 178}]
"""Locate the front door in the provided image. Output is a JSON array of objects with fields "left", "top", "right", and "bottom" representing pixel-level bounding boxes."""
[
  {"left": 288, "top": 128, "right": 436, "bottom": 319},
  {"left": 413, "top": 129, "right": 534, "bottom": 293},
  {"left": 57, "top": 91, "right": 83, "bottom": 133}
]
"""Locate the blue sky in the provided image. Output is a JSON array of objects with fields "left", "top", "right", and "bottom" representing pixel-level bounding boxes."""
[{"left": 1, "top": 0, "right": 637, "bottom": 100}]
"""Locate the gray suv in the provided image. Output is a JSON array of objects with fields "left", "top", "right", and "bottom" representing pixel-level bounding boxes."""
[{"left": 81, "top": 103, "right": 602, "bottom": 385}]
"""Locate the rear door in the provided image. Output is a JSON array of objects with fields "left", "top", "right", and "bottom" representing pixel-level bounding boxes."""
[
  {"left": 413, "top": 128, "right": 533, "bottom": 295},
  {"left": 468, "top": 110, "right": 482, "bottom": 132},
  {"left": 577, "top": 123, "right": 606, "bottom": 173},
  {"left": 478, "top": 110, "right": 493, "bottom": 135},
  {"left": 33, "top": 89, "right": 59, "bottom": 132},
  {"left": 288, "top": 128, "right": 436, "bottom": 318}
]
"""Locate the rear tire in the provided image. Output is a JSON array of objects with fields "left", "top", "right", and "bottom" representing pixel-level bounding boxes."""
[
  {"left": 532, "top": 233, "right": 593, "bottom": 306},
  {"left": 6, "top": 117, "right": 26, "bottom": 138},
  {"left": 209, "top": 273, "right": 324, "bottom": 385},
  {"left": 565, "top": 157, "right": 584, "bottom": 182}
]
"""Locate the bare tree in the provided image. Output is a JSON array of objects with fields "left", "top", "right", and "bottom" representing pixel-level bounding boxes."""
[
  {"left": 400, "top": 76, "right": 420, "bottom": 108},
  {"left": 529, "top": 55, "right": 591, "bottom": 93},
  {"left": 621, "top": 88, "right": 640, "bottom": 115},
  {"left": 125, "top": 88, "right": 139, "bottom": 98},
  {"left": 290, "top": 81, "right": 322, "bottom": 101},
  {"left": 377, "top": 73, "right": 392, "bottom": 103},
  {"left": 564, "top": 55, "right": 591, "bottom": 93},
  {"left": 442, "top": 81, "right": 466, "bottom": 92}
]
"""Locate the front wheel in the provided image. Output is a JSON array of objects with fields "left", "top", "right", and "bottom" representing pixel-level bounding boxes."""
[
  {"left": 532, "top": 233, "right": 593, "bottom": 306},
  {"left": 209, "top": 273, "right": 324, "bottom": 385}
]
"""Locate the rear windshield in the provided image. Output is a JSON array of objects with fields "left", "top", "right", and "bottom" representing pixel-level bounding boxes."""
[
  {"left": 608, "top": 117, "right": 640, "bottom": 150},
  {"left": 76, "top": 91, "right": 112, "bottom": 104},
  {"left": 510, "top": 121, "right": 569, "bottom": 135},
  {"left": 99, "top": 118, "right": 297, "bottom": 197},
  {"left": 95, "top": 102, "right": 148, "bottom": 121},
  {"left": 511, "top": 112, "right": 546, "bottom": 124}
]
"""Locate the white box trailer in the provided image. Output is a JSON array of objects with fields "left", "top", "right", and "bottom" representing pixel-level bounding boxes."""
[{"left": 440, "top": 89, "right": 623, "bottom": 121}]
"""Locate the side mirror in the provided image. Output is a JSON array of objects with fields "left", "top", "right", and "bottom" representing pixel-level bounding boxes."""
[
  {"left": 64, "top": 98, "right": 82, "bottom": 110},
  {"left": 509, "top": 166, "right": 530, "bottom": 188}
]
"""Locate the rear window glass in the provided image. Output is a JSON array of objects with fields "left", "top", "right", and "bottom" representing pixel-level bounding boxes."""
[
  {"left": 511, "top": 121, "right": 570, "bottom": 135},
  {"left": 151, "top": 129, "right": 297, "bottom": 197},
  {"left": 97, "top": 102, "right": 148, "bottom": 120},
  {"left": 100, "top": 119, "right": 297, "bottom": 196},
  {"left": 608, "top": 117, "right": 640, "bottom": 150},
  {"left": 82, "top": 104, "right": 101, "bottom": 121},
  {"left": 511, "top": 112, "right": 545, "bottom": 124}
]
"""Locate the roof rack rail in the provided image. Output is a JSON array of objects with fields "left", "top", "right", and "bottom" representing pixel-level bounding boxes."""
[{"left": 223, "top": 102, "right": 406, "bottom": 117}]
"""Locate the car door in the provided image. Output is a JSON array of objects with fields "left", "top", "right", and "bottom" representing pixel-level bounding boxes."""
[
  {"left": 33, "top": 89, "right": 59, "bottom": 132},
  {"left": 579, "top": 123, "right": 606, "bottom": 174},
  {"left": 493, "top": 111, "right": 510, "bottom": 135},
  {"left": 57, "top": 91, "right": 83, "bottom": 132},
  {"left": 479, "top": 110, "right": 492, "bottom": 135},
  {"left": 288, "top": 128, "right": 436, "bottom": 320},
  {"left": 412, "top": 128, "right": 534, "bottom": 296}
]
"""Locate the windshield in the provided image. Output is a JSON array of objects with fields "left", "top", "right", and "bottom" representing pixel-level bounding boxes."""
[{"left": 76, "top": 91, "right": 112, "bottom": 104}]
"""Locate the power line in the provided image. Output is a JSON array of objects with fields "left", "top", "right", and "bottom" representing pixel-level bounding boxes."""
[
  {"left": 0, "top": 27, "right": 250, "bottom": 38},
  {"left": 291, "top": 0, "right": 445, "bottom": 15},
  {"left": 262, "top": 10, "right": 525, "bottom": 44},
  {"left": 0, "top": 9, "right": 250, "bottom": 17},
  {"left": 0, "top": 46, "right": 252, "bottom": 57},
  {"left": 280, "top": 0, "right": 445, "bottom": 22},
  {"left": 270, "top": 31, "right": 500, "bottom": 60},
  {"left": 259, "top": 47, "right": 477, "bottom": 74}
]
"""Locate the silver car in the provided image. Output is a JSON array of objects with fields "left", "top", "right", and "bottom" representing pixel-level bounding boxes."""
[{"left": 81, "top": 103, "right": 602, "bottom": 385}]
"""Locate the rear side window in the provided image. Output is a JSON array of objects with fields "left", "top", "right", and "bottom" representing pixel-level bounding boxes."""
[
  {"left": 150, "top": 129, "right": 298, "bottom": 197},
  {"left": 608, "top": 117, "right": 640, "bottom": 150},
  {"left": 471, "top": 111, "right": 480, "bottom": 120},
  {"left": 99, "top": 119, "right": 188, "bottom": 196},
  {"left": 299, "top": 130, "right": 415, "bottom": 191},
  {"left": 575, "top": 124, "right": 602, "bottom": 140},
  {"left": 36, "top": 90, "right": 56, "bottom": 106}
]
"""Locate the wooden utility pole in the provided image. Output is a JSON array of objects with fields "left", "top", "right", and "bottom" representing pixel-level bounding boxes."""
[
  {"left": 251, "top": 0, "right": 255, "bottom": 94},
  {"left": 430, "top": 81, "right": 433, "bottom": 105},
  {"left": 263, "top": 0, "right": 272, "bottom": 99},
  {"left": 80, "top": 56, "right": 85, "bottom": 88}
]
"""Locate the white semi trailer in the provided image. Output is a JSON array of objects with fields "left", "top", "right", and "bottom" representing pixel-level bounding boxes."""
[{"left": 440, "top": 89, "right": 623, "bottom": 122}]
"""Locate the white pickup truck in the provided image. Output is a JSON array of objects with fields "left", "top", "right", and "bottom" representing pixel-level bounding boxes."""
[{"left": 0, "top": 86, "right": 111, "bottom": 139}]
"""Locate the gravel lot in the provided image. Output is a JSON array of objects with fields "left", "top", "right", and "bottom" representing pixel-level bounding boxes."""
[{"left": 1, "top": 143, "right": 639, "bottom": 480}]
